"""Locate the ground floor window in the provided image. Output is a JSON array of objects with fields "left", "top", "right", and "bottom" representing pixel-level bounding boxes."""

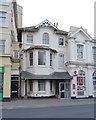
[
  {"left": 50, "top": 80, "right": 52, "bottom": 91},
  {"left": 38, "top": 80, "right": 45, "bottom": 92},
  {"left": 30, "top": 81, "right": 33, "bottom": 91},
  {"left": 0, "top": 73, "right": 3, "bottom": 94},
  {"left": 93, "top": 71, "right": 96, "bottom": 91},
  {"left": 77, "top": 70, "right": 85, "bottom": 96}
]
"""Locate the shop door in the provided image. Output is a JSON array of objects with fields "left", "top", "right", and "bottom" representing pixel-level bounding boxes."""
[
  {"left": 0, "top": 74, "right": 3, "bottom": 100},
  {"left": 59, "top": 82, "right": 70, "bottom": 99},
  {"left": 11, "top": 81, "right": 18, "bottom": 98}
]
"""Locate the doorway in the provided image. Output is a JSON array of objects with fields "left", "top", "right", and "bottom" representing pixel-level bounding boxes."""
[{"left": 59, "top": 82, "right": 70, "bottom": 99}]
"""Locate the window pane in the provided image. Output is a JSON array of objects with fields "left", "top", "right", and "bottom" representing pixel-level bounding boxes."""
[
  {"left": 38, "top": 80, "right": 45, "bottom": 91},
  {"left": 92, "top": 47, "right": 96, "bottom": 61},
  {"left": 27, "top": 35, "right": 33, "bottom": 44},
  {"left": 58, "top": 54, "right": 64, "bottom": 68},
  {"left": 50, "top": 53, "right": 52, "bottom": 66},
  {"left": 58, "top": 37, "right": 64, "bottom": 45},
  {"left": 43, "top": 33, "right": 49, "bottom": 44},
  {"left": 77, "top": 44, "right": 84, "bottom": 59},
  {"left": 38, "top": 51, "right": 46, "bottom": 65},
  {"left": 0, "top": 41, "right": 5, "bottom": 53},
  {"left": 29, "top": 52, "right": 33, "bottom": 66},
  {"left": 0, "top": 12, "right": 6, "bottom": 26},
  {"left": 14, "top": 51, "right": 19, "bottom": 59}
]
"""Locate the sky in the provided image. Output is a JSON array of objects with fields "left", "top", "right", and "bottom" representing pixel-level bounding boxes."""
[{"left": 17, "top": 0, "right": 95, "bottom": 38}]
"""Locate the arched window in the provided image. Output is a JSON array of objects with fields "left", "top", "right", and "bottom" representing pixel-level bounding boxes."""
[
  {"left": 93, "top": 71, "right": 96, "bottom": 91},
  {"left": 77, "top": 70, "right": 85, "bottom": 86},
  {"left": 43, "top": 33, "right": 49, "bottom": 45}
]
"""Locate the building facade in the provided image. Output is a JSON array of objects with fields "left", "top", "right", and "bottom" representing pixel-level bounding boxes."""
[
  {"left": 19, "top": 19, "right": 96, "bottom": 99},
  {"left": 0, "top": 0, "right": 22, "bottom": 101}
]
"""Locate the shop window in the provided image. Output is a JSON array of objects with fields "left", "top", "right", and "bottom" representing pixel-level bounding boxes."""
[
  {"left": 58, "top": 37, "right": 64, "bottom": 46},
  {"left": 38, "top": 80, "right": 45, "bottom": 92},
  {"left": 38, "top": 51, "right": 46, "bottom": 66},
  {"left": 58, "top": 54, "right": 64, "bottom": 69},
  {"left": 0, "top": 73, "right": 3, "bottom": 95},
  {"left": 29, "top": 52, "right": 33, "bottom": 66},
  {"left": 30, "top": 81, "right": 33, "bottom": 91},
  {"left": 93, "top": 71, "right": 96, "bottom": 91},
  {"left": 77, "top": 44, "right": 84, "bottom": 59},
  {"left": 0, "top": 41, "right": 5, "bottom": 53},
  {"left": 27, "top": 35, "right": 33, "bottom": 44},
  {"left": 42, "top": 33, "right": 49, "bottom": 45},
  {"left": 0, "top": 12, "right": 6, "bottom": 26}
]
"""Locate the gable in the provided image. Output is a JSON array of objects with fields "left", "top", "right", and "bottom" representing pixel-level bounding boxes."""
[
  {"left": 35, "top": 19, "right": 57, "bottom": 30},
  {"left": 69, "top": 27, "right": 93, "bottom": 40}
]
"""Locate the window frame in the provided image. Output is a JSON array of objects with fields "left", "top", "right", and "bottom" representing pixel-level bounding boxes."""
[
  {"left": 38, "top": 80, "right": 46, "bottom": 92},
  {"left": 58, "top": 37, "right": 64, "bottom": 46},
  {"left": 26, "top": 34, "right": 33, "bottom": 44},
  {"left": 0, "top": 12, "right": 6, "bottom": 26},
  {"left": 92, "top": 47, "right": 96, "bottom": 61},
  {"left": 76, "top": 43, "right": 85, "bottom": 60},
  {"left": 13, "top": 51, "right": 19, "bottom": 60},
  {"left": 38, "top": 51, "right": 46, "bottom": 67},
  {"left": 29, "top": 52, "right": 33, "bottom": 66},
  {"left": 0, "top": 40, "right": 5, "bottom": 53},
  {"left": 58, "top": 54, "right": 64, "bottom": 69},
  {"left": 50, "top": 53, "right": 52, "bottom": 67},
  {"left": 42, "top": 33, "right": 49, "bottom": 45}
]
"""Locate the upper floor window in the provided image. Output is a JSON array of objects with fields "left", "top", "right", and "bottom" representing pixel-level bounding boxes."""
[
  {"left": 50, "top": 53, "right": 52, "bottom": 66},
  {"left": 27, "top": 35, "right": 33, "bottom": 44},
  {"left": 29, "top": 52, "right": 33, "bottom": 66},
  {"left": 92, "top": 47, "right": 96, "bottom": 61},
  {"left": 43, "top": 33, "right": 49, "bottom": 45},
  {"left": 0, "top": 0, "right": 6, "bottom": 4},
  {"left": 93, "top": 71, "right": 96, "bottom": 91},
  {"left": 0, "top": 41, "right": 5, "bottom": 53},
  {"left": 77, "top": 44, "right": 84, "bottom": 59},
  {"left": 58, "top": 54, "right": 64, "bottom": 69},
  {"left": 38, "top": 51, "right": 46, "bottom": 66},
  {"left": 13, "top": 51, "right": 19, "bottom": 59},
  {"left": 0, "top": 12, "right": 6, "bottom": 26},
  {"left": 58, "top": 37, "right": 64, "bottom": 46}
]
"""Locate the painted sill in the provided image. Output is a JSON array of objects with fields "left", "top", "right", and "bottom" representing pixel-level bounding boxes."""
[
  {"left": 77, "top": 58, "right": 85, "bottom": 61},
  {"left": 26, "top": 43, "right": 33, "bottom": 45},
  {"left": 38, "top": 91, "right": 46, "bottom": 94},
  {"left": 38, "top": 65, "right": 46, "bottom": 68},
  {"left": 0, "top": 3, "right": 9, "bottom": 6},
  {"left": 27, "top": 66, "right": 33, "bottom": 68},
  {"left": 0, "top": 26, "right": 8, "bottom": 28}
]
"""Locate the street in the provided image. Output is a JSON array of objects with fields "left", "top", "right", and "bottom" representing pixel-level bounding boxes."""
[{"left": 1, "top": 98, "right": 94, "bottom": 118}]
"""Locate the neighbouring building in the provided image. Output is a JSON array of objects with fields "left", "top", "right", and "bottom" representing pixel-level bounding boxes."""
[
  {"left": 18, "top": 19, "right": 96, "bottom": 99},
  {"left": 0, "top": 0, "right": 22, "bottom": 101}
]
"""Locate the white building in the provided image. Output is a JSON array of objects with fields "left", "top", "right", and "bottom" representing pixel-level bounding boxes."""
[{"left": 19, "top": 19, "right": 96, "bottom": 99}]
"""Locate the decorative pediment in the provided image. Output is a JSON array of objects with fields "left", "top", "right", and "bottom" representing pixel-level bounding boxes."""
[
  {"left": 35, "top": 19, "right": 57, "bottom": 30},
  {"left": 69, "top": 27, "right": 93, "bottom": 40}
]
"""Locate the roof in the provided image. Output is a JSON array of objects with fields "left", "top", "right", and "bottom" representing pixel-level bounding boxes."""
[
  {"left": 23, "top": 45, "right": 57, "bottom": 53},
  {"left": 21, "top": 71, "right": 73, "bottom": 80}
]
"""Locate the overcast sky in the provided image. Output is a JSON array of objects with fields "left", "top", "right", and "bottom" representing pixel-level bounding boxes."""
[{"left": 17, "top": 0, "right": 95, "bottom": 38}]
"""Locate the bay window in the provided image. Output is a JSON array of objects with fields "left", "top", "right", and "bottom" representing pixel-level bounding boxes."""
[
  {"left": 29, "top": 52, "right": 33, "bottom": 66},
  {"left": 38, "top": 51, "right": 46, "bottom": 66},
  {"left": 38, "top": 80, "right": 45, "bottom": 92},
  {"left": 0, "top": 41, "right": 5, "bottom": 53},
  {"left": 58, "top": 54, "right": 64, "bottom": 69},
  {"left": 92, "top": 47, "right": 96, "bottom": 61}
]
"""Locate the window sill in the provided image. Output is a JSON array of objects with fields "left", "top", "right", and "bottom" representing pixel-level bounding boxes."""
[
  {"left": 27, "top": 66, "right": 33, "bottom": 68},
  {"left": 0, "top": 3, "right": 9, "bottom": 6},
  {"left": 26, "top": 43, "right": 33, "bottom": 45},
  {"left": 38, "top": 65, "right": 46, "bottom": 68},
  {"left": 38, "top": 91, "right": 46, "bottom": 94},
  {"left": 58, "top": 45, "right": 65, "bottom": 47},
  {"left": 0, "top": 26, "right": 8, "bottom": 28}
]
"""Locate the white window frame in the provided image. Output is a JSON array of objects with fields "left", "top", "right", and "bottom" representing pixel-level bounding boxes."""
[
  {"left": 58, "top": 54, "right": 64, "bottom": 69},
  {"left": 38, "top": 51, "right": 46, "bottom": 67},
  {"left": 58, "top": 37, "right": 64, "bottom": 46},
  {"left": 0, "top": 12, "right": 6, "bottom": 26},
  {"left": 76, "top": 43, "right": 85, "bottom": 60},
  {"left": 13, "top": 51, "right": 19, "bottom": 60},
  {"left": 42, "top": 33, "right": 49, "bottom": 45},
  {"left": 0, "top": 40, "right": 5, "bottom": 53},
  {"left": 38, "top": 80, "right": 46, "bottom": 92},
  {"left": 50, "top": 52, "right": 52, "bottom": 67},
  {"left": 29, "top": 52, "right": 33, "bottom": 66},
  {"left": 26, "top": 34, "right": 33, "bottom": 44},
  {"left": 92, "top": 47, "right": 96, "bottom": 62}
]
